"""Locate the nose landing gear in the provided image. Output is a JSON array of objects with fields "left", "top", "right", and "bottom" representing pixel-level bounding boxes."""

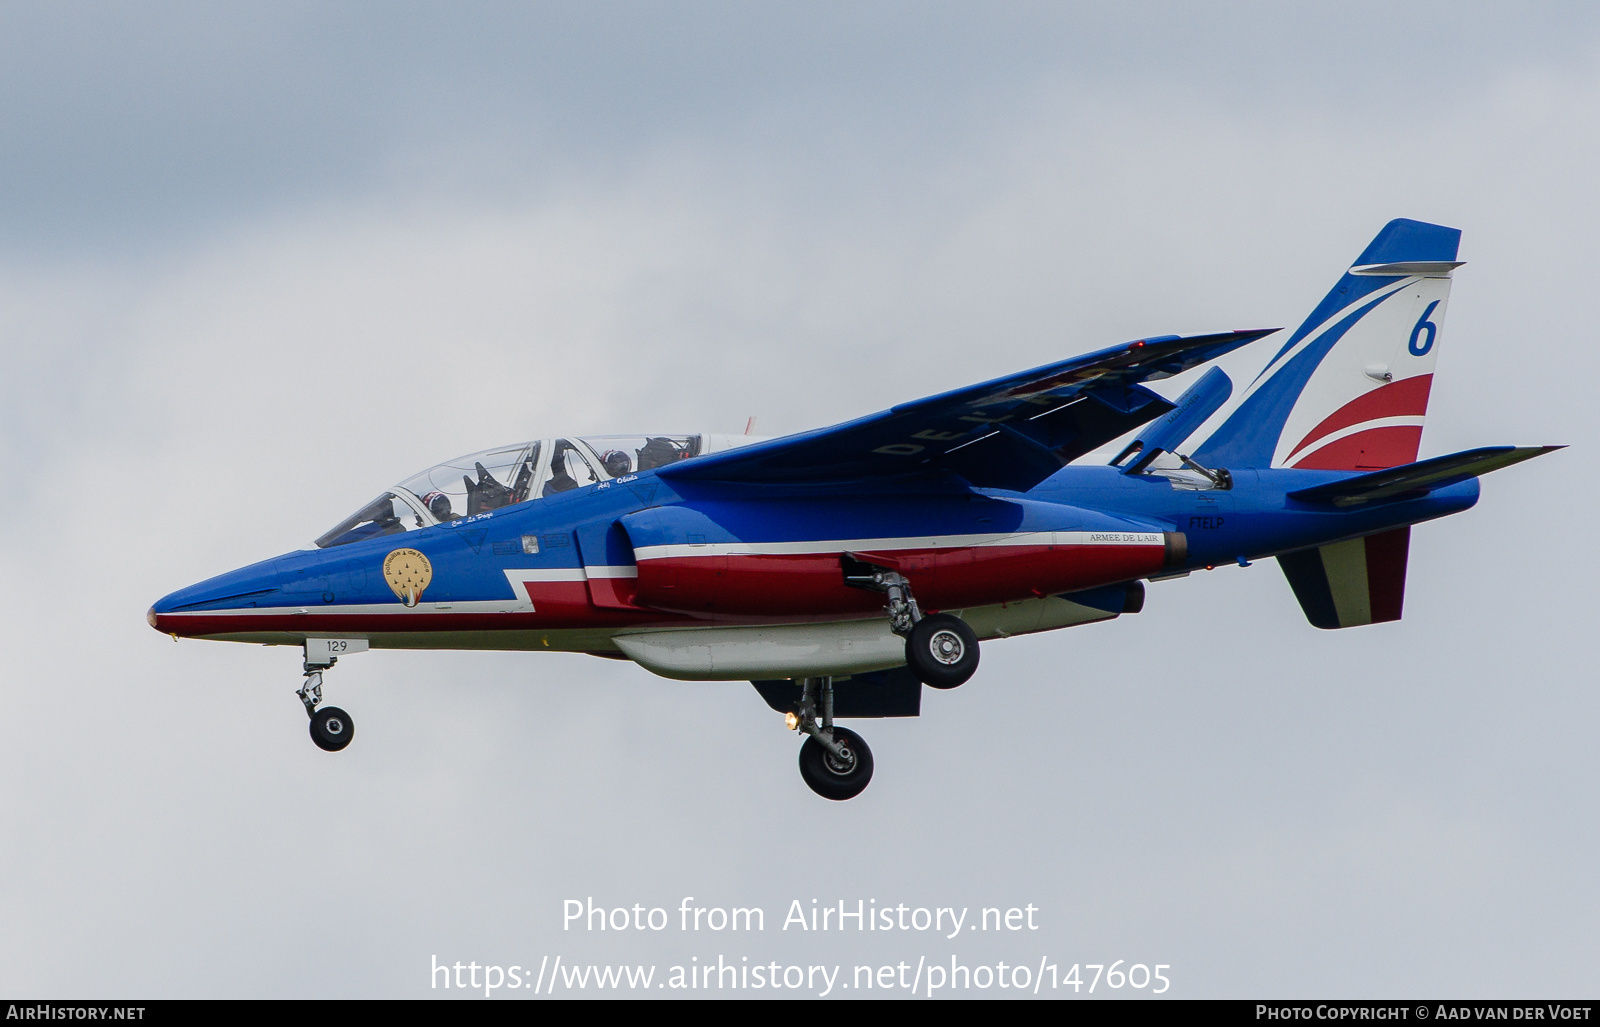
[
  {"left": 791, "top": 677, "right": 874, "bottom": 800},
  {"left": 297, "top": 639, "right": 363, "bottom": 752}
]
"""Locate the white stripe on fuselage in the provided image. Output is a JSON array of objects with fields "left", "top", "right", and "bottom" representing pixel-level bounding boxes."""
[
  {"left": 631, "top": 530, "right": 1163, "bottom": 562},
  {"left": 498, "top": 567, "right": 633, "bottom": 587}
]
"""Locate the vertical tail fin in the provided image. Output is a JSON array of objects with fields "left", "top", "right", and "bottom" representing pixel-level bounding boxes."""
[{"left": 1193, "top": 219, "right": 1463, "bottom": 471}]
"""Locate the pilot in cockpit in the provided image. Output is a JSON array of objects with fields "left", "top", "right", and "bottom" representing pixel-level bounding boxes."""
[
  {"left": 601, "top": 450, "right": 633, "bottom": 477},
  {"left": 423, "top": 491, "right": 459, "bottom": 522}
]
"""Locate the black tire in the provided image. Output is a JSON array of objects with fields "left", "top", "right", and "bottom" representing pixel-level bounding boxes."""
[
  {"left": 798, "top": 727, "right": 874, "bottom": 801},
  {"left": 310, "top": 706, "right": 354, "bottom": 752},
  {"left": 906, "top": 613, "right": 979, "bottom": 689}
]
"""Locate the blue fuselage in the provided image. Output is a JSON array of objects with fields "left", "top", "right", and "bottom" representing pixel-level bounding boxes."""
[{"left": 149, "top": 464, "right": 1478, "bottom": 647}]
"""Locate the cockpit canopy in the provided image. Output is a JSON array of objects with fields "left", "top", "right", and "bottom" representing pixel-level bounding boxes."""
[{"left": 315, "top": 434, "right": 715, "bottom": 548}]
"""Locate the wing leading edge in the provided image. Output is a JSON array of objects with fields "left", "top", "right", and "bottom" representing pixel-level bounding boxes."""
[{"left": 659, "top": 329, "right": 1278, "bottom": 492}]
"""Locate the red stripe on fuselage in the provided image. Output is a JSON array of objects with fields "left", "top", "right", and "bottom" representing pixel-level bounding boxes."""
[
  {"left": 521, "top": 579, "right": 593, "bottom": 620},
  {"left": 586, "top": 575, "right": 639, "bottom": 610},
  {"left": 633, "top": 542, "right": 1167, "bottom": 617},
  {"left": 635, "top": 552, "right": 883, "bottom": 617}
]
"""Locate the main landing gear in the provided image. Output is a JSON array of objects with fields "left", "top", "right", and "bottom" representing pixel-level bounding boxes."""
[
  {"left": 845, "top": 561, "right": 980, "bottom": 689},
  {"left": 297, "top": 647, "right": 355, "bottom": 752},
  {"left": 790, "top": 677, "right": 874, "bottom": 800},
  {"left": 787, "top": 564, "right": 980, "bottom": 799},
  {"left": 905, "top": 614, "right": 979, "bottom": 690}
]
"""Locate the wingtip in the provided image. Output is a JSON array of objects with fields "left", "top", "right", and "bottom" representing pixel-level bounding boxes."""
[{"left": 1495, "top": 444, "right": 1566, "bottom": 466}]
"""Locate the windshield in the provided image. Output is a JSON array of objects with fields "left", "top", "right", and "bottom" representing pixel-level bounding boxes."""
[
  {"left": 316, "top": 442, "right": 539, "bottom": 548},
  {"left": 314, "top": 492, "right": 427, "bottom": 549}
]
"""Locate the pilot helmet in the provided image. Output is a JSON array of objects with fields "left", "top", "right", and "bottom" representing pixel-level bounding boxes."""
[
  {"left": 423, "top": 491, "right": 454, "bottom": 519},
  {"left": 601, "top": 450, "right": 632, "bottom": 477}
]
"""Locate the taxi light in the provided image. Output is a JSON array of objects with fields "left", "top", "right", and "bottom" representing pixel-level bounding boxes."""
[{"left": 784, "top": 712, "right": 799, "bottom": 731}]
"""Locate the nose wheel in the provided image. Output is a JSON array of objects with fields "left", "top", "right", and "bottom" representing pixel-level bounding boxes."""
[
  {"left": 310, "top": 705, "right": 355, "bottom": 752},
  {"left": 798, "top": 727, "right": 873, "bottom": 800},
  {"left": 296, "top": 642, "right": 358, "bottom": 753}
]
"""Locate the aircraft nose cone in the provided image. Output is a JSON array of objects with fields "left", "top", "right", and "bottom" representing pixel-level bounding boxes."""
[
  {"left": 148, "top": 588, "right": 189, "bottom": 635},
  {"left": 149, "top": 554, "right": 288, "bottom": 638}
]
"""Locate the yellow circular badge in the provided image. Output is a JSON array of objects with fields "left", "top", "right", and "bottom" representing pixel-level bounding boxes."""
[{"left": 383, "top": 548, "right": 433, "bottom": 608}]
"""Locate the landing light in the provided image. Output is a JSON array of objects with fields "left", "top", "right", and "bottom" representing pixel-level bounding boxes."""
[{"left": 784, "top": 712, "right": 799, "bottom": 731}]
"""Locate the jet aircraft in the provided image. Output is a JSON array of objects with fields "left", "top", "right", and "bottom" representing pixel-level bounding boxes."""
[{"left": 150, "top": 219, "right": 1558, "bottom": 799}]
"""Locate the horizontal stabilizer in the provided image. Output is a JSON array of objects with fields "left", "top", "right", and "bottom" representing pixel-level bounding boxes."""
[
  {"left": 1348, "top": 261, "right": 1465, "bottom": 278},
  {"left": 1286, "top": 445, "right": 1563, "bottom": 507}
]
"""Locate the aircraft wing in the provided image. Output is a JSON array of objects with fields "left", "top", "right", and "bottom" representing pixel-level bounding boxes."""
[{"left": 659, "top": 329, "right": 1278, "bottom": 491}]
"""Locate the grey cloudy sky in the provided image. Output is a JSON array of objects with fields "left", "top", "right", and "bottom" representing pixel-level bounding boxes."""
[{"left": 0, "top": 2, "right": 1596, "bottom": 998}]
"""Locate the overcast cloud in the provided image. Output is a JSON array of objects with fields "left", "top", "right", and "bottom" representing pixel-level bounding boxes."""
[{"left": 0, "top": 2, "right": 1596, "bottom": 998}]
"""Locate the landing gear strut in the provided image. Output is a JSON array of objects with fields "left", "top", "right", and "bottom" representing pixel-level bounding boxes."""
[
  {"left": 792, "top": 677, "right": 874, "bottom": 800},
  {"left": 844, "top": 559, "right": 981, "bottom": 688},
  {"left": 298, "top": 647, "right": 354, "bottom": 752}
]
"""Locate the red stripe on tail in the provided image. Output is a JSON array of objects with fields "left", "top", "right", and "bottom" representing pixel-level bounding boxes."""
[
  {"left": 1286, "top": 374, "right": 1433, "bottom": 462},
  {"left": 1291, "top": 425, "right": 1424, "bottom": 471}
]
